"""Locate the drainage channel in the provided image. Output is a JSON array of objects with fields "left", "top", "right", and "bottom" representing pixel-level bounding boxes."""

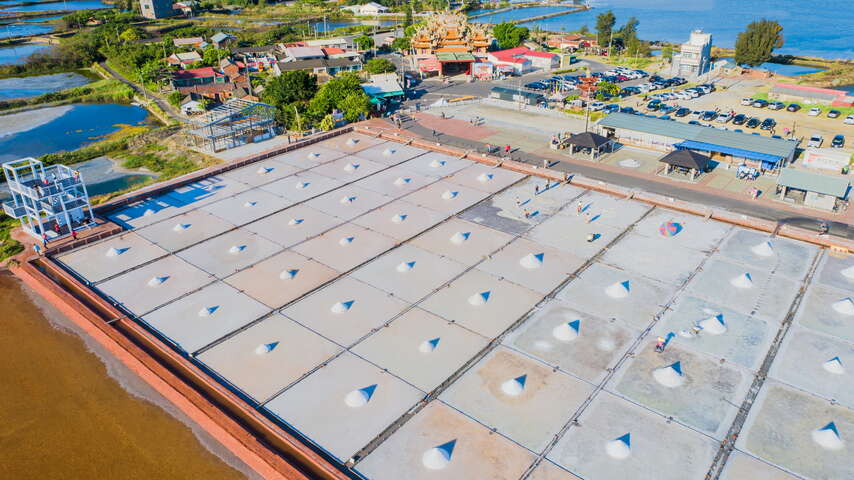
[{"left": 704, "top": 249, "right": 825, "bottom": 480}]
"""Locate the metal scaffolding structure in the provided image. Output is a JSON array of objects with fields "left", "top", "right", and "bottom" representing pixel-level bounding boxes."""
[
  {"left": 186, "top": 99, "right": 277, "bottom": 152},
  {"left": 2, "top": 157, "right": 95, "bottom": 241}
]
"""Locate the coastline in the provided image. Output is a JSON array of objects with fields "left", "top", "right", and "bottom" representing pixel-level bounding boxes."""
[
  {"left": 11, "top": 272, "right": 259, "bottom": 479},
  {"left": 5, "top": 124, "right": 852, "bottom": 480}
]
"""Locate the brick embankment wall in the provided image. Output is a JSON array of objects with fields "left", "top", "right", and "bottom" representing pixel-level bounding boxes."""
[{"left": 12, "top": 258, "right": 351, "bottom": 480}]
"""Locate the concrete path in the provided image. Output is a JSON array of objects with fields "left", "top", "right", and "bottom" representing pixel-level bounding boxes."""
[{"left": 394, "top": 114, "right": 854, "bottom": 240}]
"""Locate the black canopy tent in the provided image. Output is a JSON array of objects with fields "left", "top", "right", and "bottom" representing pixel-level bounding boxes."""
[
  {"left": 659, "top": 149, "right": 711, "bottom": 181},
  {"left": 565, "top": 131, "right": 615, "bottom": 159}
]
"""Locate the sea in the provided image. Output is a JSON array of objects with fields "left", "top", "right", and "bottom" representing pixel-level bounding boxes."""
[
  {"left": 0, "top": 273, "right": 248, "bottom": 480},
  {"left": 474, "top": 0, "right": 854, "bottom": 59}
]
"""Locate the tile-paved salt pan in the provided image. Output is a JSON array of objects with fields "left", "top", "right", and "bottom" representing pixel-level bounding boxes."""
[
  {"left": 140, "top": 281, "right": 270, "bottom": 354},
  {"left": 176, "top": 228, "right": 282, "bottom": 278},
  {"left": 134, "top": 209, "right": 234, "bottom": 252},
  {"left": 292, "top": 223, "right": 397, "bottom": 272},
  {"left": 281, "top": 276, "right": 409, "bottom": 346},
  {"left": 258, "top": 171, "right": 342, "bottom": 203},
  {"left": 224, "top": 250, "right": 339, "bottom": 308},
  {"left": 56, "top": 231, "right": 167, "bottom": 283},
  {"left": 477, "top": 238, "right": 586, "bottom": 294},
  {"left": 197, "top": 313, "right": 341, "bottom": 403},
  {"left": 201, "top": 188, "right": 293, "bottom": 226},
  {"left": 440, "top": 347, "right": 593, "bottom": 452},
  {"left": 352, "top": 199, "right": 448, "bottom": 242},
  {"left": 356, "top": 401, "right": 536, "bottom": 480},
  {"left": 220, "top": 158, "right": 299, "bottom": 187},
  {"left": 243, "top": 204, "right": 340, "bottom": 248},
  {"left": 408, "top": 217, "right": 514, "bottom": 266},
  {"left": 351, "top": 307, "right": 489, "bottom": 392},
  {"left": 402, "top": 180, "right": 489, "bottom": 216},
  {"left": 263, "top": 352, "right": 424, "bottom": 462}
]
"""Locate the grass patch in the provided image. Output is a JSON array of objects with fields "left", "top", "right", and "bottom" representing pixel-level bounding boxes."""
[
  {"left": 607, "top": 56, "right": 658, "bottom": 69},
  {"left": 0, "top": 215, "right": 25, "bottom": 263},
  {"left": 38, "top": 123, "right": 148, "bottom": 167},
  {"left": 752, "top": 91, "right": 854, "bottom": 116},
  {"left": 0, "top": 78, "right": 134, "bottom": 112}
]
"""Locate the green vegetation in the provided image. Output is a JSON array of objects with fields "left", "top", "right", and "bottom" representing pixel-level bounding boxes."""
[
  {"left": 118, "top": 152, "right": 198, "bottom": 179},
  {"left": 493, "top": 22, "right": 529, "bottom": 50},
  {"left": 0, "top": 78, "right": 134, "bottom": 112},
  {"left": 595, "top": 81, "right": 619, "bottom": 100},
  {"left": 0, "top": 215, "right": 24, "bottom": 263},
  {"left": 391, "top": 37, "right": 410, "bottom": 52},
  {"left": 595, "top": 10, "right": 615, "bottom": 50},
  {"left": 734, "top": 19, "right": 784, "bottom": 67},
  {"left": 365, "top": 58, "right": 397, "bottom": 74},
  {"left": 354, "top": 34, "right": 375, "bottom": 51}
]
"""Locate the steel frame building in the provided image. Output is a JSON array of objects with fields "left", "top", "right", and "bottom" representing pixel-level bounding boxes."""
[
  {"left": 2, "top": 158, "right": 95, "bottom": 240},
  {"left": 186, "top": 99, "right": 277, "bottom": 153}
]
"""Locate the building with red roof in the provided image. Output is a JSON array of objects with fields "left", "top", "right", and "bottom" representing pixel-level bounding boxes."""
[
  {"left": 487, "top": 47, "right": 558, "bottom": 73},
  {"left": 172, "top": 67, "right": 226, "bottom": 87}
]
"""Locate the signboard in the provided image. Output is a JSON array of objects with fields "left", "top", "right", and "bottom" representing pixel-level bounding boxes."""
[
  {"left": 419, "top": 57, "right": 440, "bottom": 72},
  {"left": 472, "top": 62, "right": 493, "bottom": 79},
  {"left": 801, "top": 148, "right": 850, "bottom": 172}
]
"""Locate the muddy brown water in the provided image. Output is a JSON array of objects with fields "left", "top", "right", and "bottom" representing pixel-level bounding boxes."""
[{"left": 0, "top": 272, "right": 250, "bottom": 480}]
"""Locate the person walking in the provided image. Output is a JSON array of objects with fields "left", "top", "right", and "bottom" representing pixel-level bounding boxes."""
[
  {"left": 71, "top": 230, "right": 78, "bottom": 240},
  {"left": 33, "top": 244, "right": 41, "bottom": 256},
  {"left": 41, "top": 233, "right": 48, "bottom": 249},
  {"left": 504, "top": 144, "right": 511, "bottom": 155}
]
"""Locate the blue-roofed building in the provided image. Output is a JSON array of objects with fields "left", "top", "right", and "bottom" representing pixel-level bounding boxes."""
[{"left": 596, "top": 113, "right": 799, "bottom": 172}]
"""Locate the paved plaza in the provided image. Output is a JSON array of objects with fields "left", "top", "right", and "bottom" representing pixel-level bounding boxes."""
[{"left": 54, "top": 133, "right": 852, "bottom": 479}]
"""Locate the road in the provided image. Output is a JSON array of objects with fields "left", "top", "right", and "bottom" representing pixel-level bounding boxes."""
[
  {"left": 397, "top": 117, "right": 853, "bottom": 240},
  {"left": 99, "top": 62, "right": 184, "bottom": 124}
]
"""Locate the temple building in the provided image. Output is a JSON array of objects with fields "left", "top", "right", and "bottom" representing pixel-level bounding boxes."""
[{"left": 412, "top": 12, "right": 492, "bottom": 76}]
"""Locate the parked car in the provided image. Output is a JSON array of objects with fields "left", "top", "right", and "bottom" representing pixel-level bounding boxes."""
[
  {"left": 828, "top": 110, "right": 841, "bottom": 118},
  {"left": 845, "top": 114, "right": 854, "bottom": 125},
  {"left": 760, "top": 118, "right": 776, "bottom": 130},
  {"left": 646, "top": 99, "right": 662, "bottom": 111},
  {"left": 786, "top": 104, "right": 801, "bottom": 112},
  {"left": 716, "top": 112, "right": 733, "bottom": 123},
  {"left": 808, "top": 107, "right": 822, "bottom": 116},
  {"left": 769, "top": 102, "right": 785, "bottom": 110},
  {"left": 691, "top": 110, "right": 703, "bottom": 118},
  {"left": 658, "top": 105, "right": 676, "bottom": 114},
  {"left": 675, "top": 107, "right": 691, "bottom": 117},
  {"left": 604, "top": 103, "right": 620, "bottom": 113},
  {"left": 688, "top": 120, "right": 700, "bottom": 125},
  {"left": 746, "top": 117, "right": 761, "bottom": 128},
  {"left": 620, "top": 106, "right": 636, "bottom": 114},
  {"left": 589, "top": 101, "right": 606, "bottom": 111},
  {"left": 701, "top": 111, "right": 718, "bottom": 121},
  {"left": 831, "top": 134, "right": 845, "bottom": 148},
  {"left": 741, "top": 98, "right": 753, "bottom": 106},
  {"left": 752, "top": 99, "right": 768, "bottom": 108},
  {"left": 808, "top": 134, "right": 823, "bottom": 147},
  {"left": 732, "top": 114, "right": 747, "bottom": 125}
]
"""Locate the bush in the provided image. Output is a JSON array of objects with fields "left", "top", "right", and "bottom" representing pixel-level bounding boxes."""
[{"left": 365, "top": 58, "right": 396, "bottom": 74}]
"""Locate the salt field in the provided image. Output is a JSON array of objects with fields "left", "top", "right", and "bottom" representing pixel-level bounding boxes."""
[{"left": 53, "top": 133, "right": 853, "bottom": 479}]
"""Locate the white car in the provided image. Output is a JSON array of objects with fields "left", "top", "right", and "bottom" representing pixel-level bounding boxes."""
[
  {"left": 808, "top": 107, "right": 822, "bottom": 116},
  {"left": 808, "top": 135, "right": 823, "bottom": 147},
  {"left": 741, "top": 98, "right": 753, "bottom": 106},
  {"left": 589, "top": 102, "right": 605, "bottom": 111},
  {"left": 844, "top": 114, "right": 854, "bottom": 125},
  {"left": 716, "top": 112, "right": 733, "bottom": 123}
]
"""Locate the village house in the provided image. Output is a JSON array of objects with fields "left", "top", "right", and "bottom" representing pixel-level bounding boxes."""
[
  {"left": 171, "top": 66, "right": 226, "bottom": 88},
  {"left": 172, "top": 1, "right": 194, "bottom": 16},
  {"left": 546, "top": 33, "right": 598, "bottom": 52},
  {"left": 273, "top": 57, "right": 362, "bottom": 79},
  {"left": 282, "top": 46, "right": 327, "bottom": 62},
  {"left": 341, "top": 2, "right": 388, "bottom": 16},
  {"left": 210, "top": 32, "right": 236, "bottom": 49},
  {"left": 231, "top": 45, "right": 279, "bottom": 72},
  {"left": 166, "top": 51, "right": 202, "bottom": 67},
  {"left": 172, "top": 37, "right": 206, "bottom": 49},
  {"left": 769, "top": 83, "right": 854, "bottom": 107}
]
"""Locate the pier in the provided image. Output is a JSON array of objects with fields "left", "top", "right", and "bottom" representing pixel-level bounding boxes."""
[{"left": 468, "top": 5, "right": 588, "bottom": 25}]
